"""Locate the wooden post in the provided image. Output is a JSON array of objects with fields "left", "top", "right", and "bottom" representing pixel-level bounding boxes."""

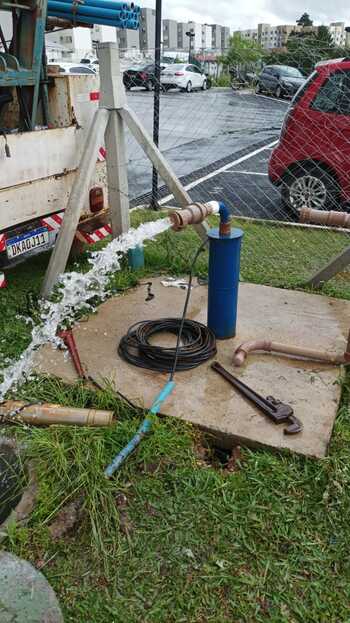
[
  {"left": 40, "top": 107, "right": 109, "bottom": 298},
  {"left": 120, "top": 106, "right": 209, "bottom": 241},
  {"left": 98, "top": 43, "right": 130, "bottom": 237},
  {"left": 306, "top": 244, "right": 350, "bottom": 288}
]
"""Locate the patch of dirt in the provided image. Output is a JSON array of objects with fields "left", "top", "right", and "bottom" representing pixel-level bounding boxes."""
[
  {"left": 194, "top": 439, "right": 243, "bottom": 472},
  {"left": 116, "top": 492, "right": 133, "bottom": 536},
  {"left": 48, "top": 495, "right": 85, "bottom": 541}
]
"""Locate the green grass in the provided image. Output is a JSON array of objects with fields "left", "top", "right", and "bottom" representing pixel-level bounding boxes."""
[
  {"left": 211, "top": 75, "right": 232, "bottom": 87},
  {"left": 1, "top": 210, "right": 350, "bottom": 622}
]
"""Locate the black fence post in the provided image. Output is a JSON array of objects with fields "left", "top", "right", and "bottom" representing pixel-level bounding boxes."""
[{"left": 150, "top": 0, "right": 162, "bottom": 209}]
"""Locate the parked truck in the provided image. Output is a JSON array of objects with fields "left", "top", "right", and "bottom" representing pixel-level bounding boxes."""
[{"left": 0, "top": 0, "right": 134, "bottom": 269}]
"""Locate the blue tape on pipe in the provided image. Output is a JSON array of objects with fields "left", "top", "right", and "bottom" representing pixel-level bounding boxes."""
[{"left": 104, "top": 381, "right": 175, "bottom": 478}]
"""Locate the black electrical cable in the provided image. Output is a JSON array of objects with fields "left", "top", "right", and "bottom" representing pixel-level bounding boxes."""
[{"left": 118, "top": 240, "right": 217, "bottom": 379}]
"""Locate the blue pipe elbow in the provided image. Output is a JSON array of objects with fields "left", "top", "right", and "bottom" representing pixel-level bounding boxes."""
[{"left": 218, "top": 202, "right": 230, "bottom": 225}]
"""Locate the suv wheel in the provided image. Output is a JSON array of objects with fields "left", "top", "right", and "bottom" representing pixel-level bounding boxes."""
[
  {"left": 185, "top": 81, "right": 192, "bottom": 93},
  {"left": 255, "top": 82, "right": 262, "bottom": 94},
  {"left": 145, "top": 80, "right": 153, "bottom": 91},
  {"left": 201, "top": 79, "right": 207, "bottom": 91},
  {"left": 275, "top": 85, "right": 282, "bottom": 98},
  {"left": 282, "top": 167, "right": 340, "bottom": 213}
]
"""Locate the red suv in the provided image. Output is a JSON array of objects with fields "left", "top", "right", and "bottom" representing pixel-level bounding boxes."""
[{"left": 269, "top": 58, "right": 350, "bottom": 212}]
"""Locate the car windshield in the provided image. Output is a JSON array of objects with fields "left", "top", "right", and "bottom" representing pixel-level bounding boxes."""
[
  {"left": 280, "top": 66, "right": 304, "bottom": 78},
  {"left": 163, "top": 64, "right": 186, "bottom": 71}
]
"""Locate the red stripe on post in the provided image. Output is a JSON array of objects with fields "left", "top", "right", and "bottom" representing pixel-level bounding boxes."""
[
  {"left": 51, "top": 213, "right": 63, "bottom": 224},
  {"left": 94, "top": 230, "right": 105, "bottom": 240}
]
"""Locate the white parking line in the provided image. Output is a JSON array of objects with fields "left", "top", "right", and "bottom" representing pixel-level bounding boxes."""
[
  {"left": 222, "top": 171, "right": 268, "bottom": 176},
  {"left": 159, "top": 139, "right": 278, "bottom": 206},
  {"left": 255, "top": 94, "right": 290, "bottom": 105}
]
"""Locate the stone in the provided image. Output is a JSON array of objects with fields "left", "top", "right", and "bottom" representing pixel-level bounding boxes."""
[{"left": 0, "top": 551, "right": 63, "bottom": 623}]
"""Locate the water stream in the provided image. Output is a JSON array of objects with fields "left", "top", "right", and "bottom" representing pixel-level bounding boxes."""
[{"left": 0, "top": 218, "right": 171, "bottom": 401}]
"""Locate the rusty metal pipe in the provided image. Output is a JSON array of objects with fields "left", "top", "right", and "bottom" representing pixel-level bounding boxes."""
[
  {"left": 345, "top": 329, "right": 350, "bottom": 363},
  {"left": 58, "top": 329, "right": 86, "bottom": 379},
  {"left": 0, "top": 401, "right": 113, "bottom": 427},
  {"left": 300, "top": 208, "right": 350, "bottom": 229},
  {"left": 169, "top": 201, "right": 219, "bottom": 230},
  {"left": 46, "top": 16, "right": 77, "bottom": 29},
  {"left": 233, "top": 339, "right": 346, "bottom": 367}
]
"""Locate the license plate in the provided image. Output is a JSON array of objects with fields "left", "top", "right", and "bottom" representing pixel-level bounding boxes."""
[{"left": 6, "top": 227, "right": 49, "bottom": 259}]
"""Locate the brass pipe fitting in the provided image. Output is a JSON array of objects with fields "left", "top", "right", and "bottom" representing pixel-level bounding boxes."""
[
  {"left": 169, "top": 202, "right": 218, "bottom": 231},
  {"left": 300, "top": 207, "right": 350, "bottom": 229}
]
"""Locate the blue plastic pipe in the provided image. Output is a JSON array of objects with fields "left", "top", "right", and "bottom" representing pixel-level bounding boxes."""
[
  {"left": 207, "top": 205, "right": 243, "bottom": 339},
  {"left": 48, "top": 1, "right": 127, "bottom": 20},
  {"left": 52, "top": 0, "right": 129, "bottom": 9},
  {"left": 54, "top": 0, "right": 129, "bottom": 9},
  {"left": 104, "top": 381, "right": 175, "bottom": 478},
  {"left": 47, "top": 9, "right": 130, "bottom": 27}
]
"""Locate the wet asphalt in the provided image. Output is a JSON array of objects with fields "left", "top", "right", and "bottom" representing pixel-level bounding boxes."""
[{"left": 126, "top": 87, "right": 290, "bottom": 219}]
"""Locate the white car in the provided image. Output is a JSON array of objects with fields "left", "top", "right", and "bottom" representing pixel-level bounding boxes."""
[
  {"left": 48, "top": 63, "right": 97, "bottom": 75},
  {"left": 160, "top": 64, "right": 208, "bottom": 93}
]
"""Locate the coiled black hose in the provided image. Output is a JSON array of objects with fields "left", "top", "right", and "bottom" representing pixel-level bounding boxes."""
[
  {"left": 118, "top": 318, "right": 216, "bottom": 373},
  {"left": 119, "top": 240, "right": 216, "bottom": 377}
]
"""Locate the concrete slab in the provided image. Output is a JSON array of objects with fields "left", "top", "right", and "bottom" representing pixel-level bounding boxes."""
[
  {"left": 0, "top": 552, "right": 63, "bottom": 623},
  {"left": 36, "top": 280, "right": 350, "bottom": 458}
]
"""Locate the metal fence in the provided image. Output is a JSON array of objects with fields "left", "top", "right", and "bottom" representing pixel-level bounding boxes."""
[{"left": 116, "top": 45, "right": 350, "bottom": 294}]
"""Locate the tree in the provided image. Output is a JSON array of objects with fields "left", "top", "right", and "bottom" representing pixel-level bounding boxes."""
[
  {"left": 221, "top": 33, "right": 263, "bottom": 71},
  {"left": 317, "top": 25, "right": 334, "bottom": 47},
  {"left": 296, "top": 12, "right": 313, "bottom": 27}
]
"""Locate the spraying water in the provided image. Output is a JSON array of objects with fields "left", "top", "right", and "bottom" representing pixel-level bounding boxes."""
[{"left": 0, "top": 218, "right": 171, "bottom": 401}]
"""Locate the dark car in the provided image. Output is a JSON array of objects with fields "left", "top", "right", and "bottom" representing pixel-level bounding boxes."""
[
  {"left": 256, "top": 65, "right": 305, "bottom": 98},
  {"left": 123, "top": 64, "right": 167, "bottom": 91},
  {"left": 269, "top": 58, "right": 350, "bottom": 212}
]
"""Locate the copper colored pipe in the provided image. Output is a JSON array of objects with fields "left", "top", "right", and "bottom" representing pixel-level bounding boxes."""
[
  {"left": 300, "top": 208, "right": 350, "bottom": 229},
  {"left": 58, "top": 329, "right": 86, "bottom": 379},
  {"left": 169, "top": 202, "right": 218, "bottom": 230},
  {"left": 345, "top": 329, "right": 350, "bottom": 363},
  {"left": 0, "top": 401, "right": 113, "bottom": 427},
  {"left": 233, "top": 339, "right": 346, "bottom": 367},
  {"left": 46, "top": 16, "right": 76, "bottom": 29}
]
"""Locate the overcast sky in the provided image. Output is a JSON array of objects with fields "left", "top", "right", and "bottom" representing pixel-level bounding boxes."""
[{"left": 141, "top": 0, "right": 349, "bottom": 30}]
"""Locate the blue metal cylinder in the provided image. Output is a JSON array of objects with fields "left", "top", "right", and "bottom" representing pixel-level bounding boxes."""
[
  {"left": 128, "top": 245, "right": 144, "bottom": 270},
  {"left": 207, "top": 227, "right": 243, "bottom": 339}
]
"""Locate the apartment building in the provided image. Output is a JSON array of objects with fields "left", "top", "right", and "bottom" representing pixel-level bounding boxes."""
[
  {"left": 201, "top": 24, "right": 212, "bottom": 50},
  {"left": 211, "top": 24, "right": 222, "bottom": 51},
  {"left": 236, "top": 22, "right": 320, "bottom": 50},
  {"left": 329, "top": 22, "right": 346, "bottom": 46},
  {"left": 92, "top": 25, "right": 117, "bottom": 46},
  {"left": 45, "top": 27, "right": 92, "bottom": 62},
  {"left": 139, "top": 7, "right": 156, "bottom": 52},
  {"left": 43, "top": 13, "right": 231, "bottom": 63},
  {"left": 177, "top": 22, "right": 229, "bottom": 53},
  {"left": 163, "top": 19, "right": 178, "bottom": 50},
  {"left": 177, "top": 22, "right": 189, "bottom": 51},
  {"left": 117, "top": 27, "right": 140, "bottom": 54},
  {"left": 221, "top": 26, "right": 230, "bottom": 51},
  {"left": 186, "top": 21, "right": 202, "bottom": 51},
  {"left": 346, "top": 28, "right": 350, "bottom": 47}
]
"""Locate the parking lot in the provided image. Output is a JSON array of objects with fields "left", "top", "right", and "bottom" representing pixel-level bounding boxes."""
[{"left": 126, "top": 88, "right": 289, "bottom": 219}]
